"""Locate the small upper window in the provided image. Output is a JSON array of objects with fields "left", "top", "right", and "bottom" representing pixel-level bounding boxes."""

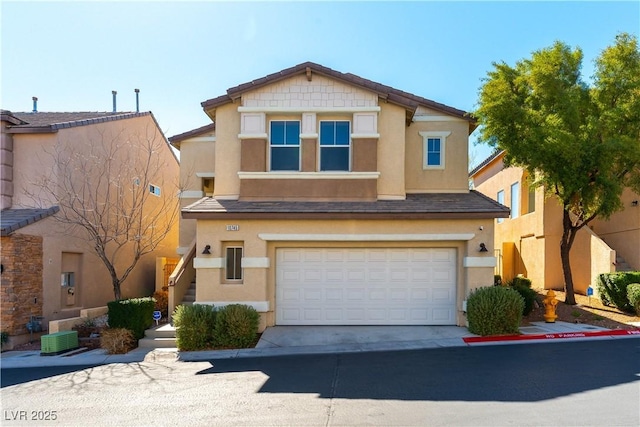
[
  {"left": 419, "top": 131, "right": 450, "bottom": 170},
  {"left": 497, "top": 190, "right": 505, "bottom": 223},
  {"left": 149, "top": 184, "right": 161, "bottom": 196},
  {"left": 202, "top": 178, "right": 214, "bottom": 197},
  {"left": 319, "top": 121, "right": 350, "bottom": 171},
  {"left": 270, "top": 121, "right": 300, "bottom": 171},
  {"left": 510, "top": 182, "right": 520, "bottom": 219}
]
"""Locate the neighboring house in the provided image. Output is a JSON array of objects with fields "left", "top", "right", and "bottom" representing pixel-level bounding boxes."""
[
  {"left": 1, "top": 109, "right": 180, "bottom": 348},
  {"left": 470, "top": 150, "right": 639, "bottom": 294},
  {"left": 168, "top": 62, "right": 509, "bottom": 330}
]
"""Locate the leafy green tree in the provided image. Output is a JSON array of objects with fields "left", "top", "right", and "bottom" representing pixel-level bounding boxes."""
[{"left": 475, "top": 33, "right": 640, "bottom": 304}]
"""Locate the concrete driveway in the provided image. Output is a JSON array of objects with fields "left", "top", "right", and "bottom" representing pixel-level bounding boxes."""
[{"left": 256, "top": 325, "right": 475, "bottom": 349}]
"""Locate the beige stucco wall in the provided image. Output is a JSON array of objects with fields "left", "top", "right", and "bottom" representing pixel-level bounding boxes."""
[
  {"left": 213, "top": 103, "right": 242, "bottom": 198},
  {"left": 192, "top": 217, "right": 496, "bottom": 329},
  {"left": 591, "top": 187, "right": 640, "bottom": 271},
  {"left": 405, "top": 114, "right": 470, "bottom": 193},
  {"left": 377, "top": 102, "right": 406, "bottom": 199},
  {"left": 178, "top": 135, "right": 216, "bottom": 249},
  {"left": 7, "top": 114, "right": 180, "bottom": 324},
  {"left": 473, "top": 159, "right": 624, "bottom": 294}
]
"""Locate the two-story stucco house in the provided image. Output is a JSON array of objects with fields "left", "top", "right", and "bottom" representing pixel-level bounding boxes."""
[
  {"left": 471, "top": 150, "right": 639, "bottom": 295},
  {"left": 168, "top": 62, "right": 509, "bottom": 330},
  {"left": 1, "top": 109, "right": 179, "bottom": 348}
]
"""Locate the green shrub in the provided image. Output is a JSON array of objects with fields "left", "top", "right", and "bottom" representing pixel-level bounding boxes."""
[
  {"left": 100, "top": 328, "right": 136, "bottom": 354},
  {"left": 505, "top": 276, "right": 536, "bottom": 316},
  {"left": 627, "top": 283, "right": 640, "bottom": 316},
  {"left": 214, "top": 304, "right": 260, "bottom": 348},
  {"left": 173, "top": 304, "right": 217, "bottom": 351},
  {"left": 510, "top": 276, "right": 532, "bottom": 288},
  {"left": 467, "top": 286, "right": 524, "bottom": 336},
  {"left": 1, "top": 331, "right": 8, "bottom": 349},
  {"left": 107, "top": 297, "right": 155, "bottom": 340},
  {"left": 596, "top": 272, "right": 640, "bottom": 313}
]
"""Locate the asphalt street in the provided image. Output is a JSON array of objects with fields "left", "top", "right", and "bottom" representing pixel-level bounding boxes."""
[{"left": 2, "top": 339, "right": 639, "bottom": 426}]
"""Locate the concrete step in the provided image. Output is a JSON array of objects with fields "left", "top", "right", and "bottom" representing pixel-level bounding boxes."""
[
  {"left": 145, "top": 324, "right": 176, "bottom": 339},
  {"left": 138, "top": 337, "right": 177, "bottom": 348}
]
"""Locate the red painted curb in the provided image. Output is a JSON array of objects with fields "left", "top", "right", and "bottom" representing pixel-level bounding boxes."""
[{"left": 463, "top": 328, "right": 640, "bottom": 344}]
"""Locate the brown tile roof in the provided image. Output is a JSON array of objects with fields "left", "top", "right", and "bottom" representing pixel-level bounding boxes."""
[
  {"left": 5, "top": 111, "right": 151, "bottom": 133},
  {"left": 200, "top": 62, "right": 477, "bottom": 131},
  {"left": 1, "top": 207, "right": 59, "bottom": 236},
  {"left": 182, "top": 191, "right": 509, "bottom": 220},
  {"left": 168, "top": 123, "right": 216, "bottom": 148}
]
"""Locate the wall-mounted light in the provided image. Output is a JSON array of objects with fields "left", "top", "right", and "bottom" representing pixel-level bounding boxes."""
[
  {"left": 202, "top": 245, "right": 211, "bottom": 255},
  {"left": 632, "top": 200, "right": 638, "bottom": 207},
  {"left": 479, "top": 243, "right": 488, "bottom": 252}
]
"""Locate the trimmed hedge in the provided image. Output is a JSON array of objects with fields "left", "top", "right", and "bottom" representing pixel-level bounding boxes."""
[
  {"left": 467, "top": 286, "right": 524, "bottom": 336},
  {"left": 173, "top": 304, "right": 217, "bottom": 351},
  {"left": 506, "top": 276, "right": 536, "bottom": 316},
  {"left": 627, "top": 283, "right": 640, "bottom": 316},
  {"left": 596, "top": 272, "right": 640, "bottom": 313},
  {"left": 107, "top": 297, "right": 155, "bottom": 340},
  {"left": 214, "top": 304, "right": 260, "bottom": 349}
]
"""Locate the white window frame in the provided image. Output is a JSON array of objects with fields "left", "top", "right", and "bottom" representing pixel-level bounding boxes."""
[
  {"left": 225, "top": 246, "right": 243, "bottom": 283},
  {"left": 420, "top": 131, "right": 450, "bottom": 170},
  {"left": 497, "top": 190, "right": 505, "bottom": 223},
  {"left": 510, "top": 182, "right": 520, "bottom": 219},
  {"left": 149, "top": 184, "right": 161, "bottom": 197},
  {"left": 318, "top": 120, "right": 352, "bottom": 172},
  {"left": 269, "top": 120, "right": 301, "bottom": 172}
]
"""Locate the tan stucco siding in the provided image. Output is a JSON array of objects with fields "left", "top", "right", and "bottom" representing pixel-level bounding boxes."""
[
  {"left": 193, "top": 217, "right": 496, "bottom": 328},
  {"left": 179, "top": 138, "right": 215, "bottom": 192},
  {"left": 376, "top": 102, "right": 405, "bottom": 199},
  {"left": 8, "top": 114, "right": 180, "bottom": 324},
  {"left": 405, "top": 120, "right": 470, "bottom": 192},
  {"left": 239, "top": 178, "right": 377, "bottom": 201},
  {"left": 12, "top": 133, "right": 57, "bottom": 208},
  {"left": 591, "top": 188, "right": 640, "bottom": 270},
  {"left": 213, "top": 103, "right": 242, "bottom": 198}
]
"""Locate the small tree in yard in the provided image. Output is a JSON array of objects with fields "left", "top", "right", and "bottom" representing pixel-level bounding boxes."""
[
  {"left": 475, "top": 33, "right": 640, "bottom": 305},
  {"left": 26, "top": 124, "right": 180, "bottom": 300}
]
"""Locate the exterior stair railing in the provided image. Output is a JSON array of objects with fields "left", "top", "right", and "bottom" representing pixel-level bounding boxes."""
[{"left": 168, "top": 239, "right": 196, "bottom": 322}]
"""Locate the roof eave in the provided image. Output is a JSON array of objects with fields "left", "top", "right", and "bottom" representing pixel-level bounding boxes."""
[{"left": 181, "top": 211, "right": 509, "bottom": 220}]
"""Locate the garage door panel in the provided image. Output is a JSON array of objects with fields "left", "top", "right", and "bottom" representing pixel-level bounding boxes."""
[{"left": 276, "top": 248, "right": 456, "bottom": 325}]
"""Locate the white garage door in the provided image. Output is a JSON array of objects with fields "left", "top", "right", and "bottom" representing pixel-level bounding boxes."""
[{"left": 276, "top": 248, "right": 457, "bottom": 325}]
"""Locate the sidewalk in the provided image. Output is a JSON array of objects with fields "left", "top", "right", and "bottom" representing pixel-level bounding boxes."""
[{"left": 2, "top": 321, "right": 639, "bottom": 369}]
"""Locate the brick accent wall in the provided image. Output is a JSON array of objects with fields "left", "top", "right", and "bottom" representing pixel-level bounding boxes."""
[{"left": 1, "top": 234, "right": 44, "bottom": 335}]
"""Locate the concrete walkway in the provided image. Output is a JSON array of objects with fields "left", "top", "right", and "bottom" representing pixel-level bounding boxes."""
[{"left": 2, "top": 322, "right": 639, "bottom": 369}]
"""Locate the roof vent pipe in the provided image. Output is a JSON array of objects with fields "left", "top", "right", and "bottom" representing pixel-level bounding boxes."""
[
  {"left": 135, "top": 88, "right": 140, "bottom": 113},
  {"left": 32, "top": 96, "right": 38, "bottom": 113},
  {"left": 112, "top": 90, "right": 117, "bottom": 113}
]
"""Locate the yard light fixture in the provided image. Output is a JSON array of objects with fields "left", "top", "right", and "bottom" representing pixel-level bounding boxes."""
[
  {"left": 479, "top": 243, "right": 488, "bottom": 252},
  {"left": 202, "top": 245, "right": 211, "bottom": 255}
]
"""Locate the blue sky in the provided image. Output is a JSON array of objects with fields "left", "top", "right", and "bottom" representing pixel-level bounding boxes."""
[{"left": 2, "top": 1, "right": 639, "bottom": 167}]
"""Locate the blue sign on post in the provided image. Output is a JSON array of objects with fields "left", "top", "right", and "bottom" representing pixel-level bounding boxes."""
[
  {"left": 587, "top": 287, "right": 594, "bottom": 296},
  {"left": 153, "top": 310, "right": 162, "bottom": 325}
]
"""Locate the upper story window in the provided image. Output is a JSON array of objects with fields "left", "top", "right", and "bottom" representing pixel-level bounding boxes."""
[
  {"left": 497, "top": 190, "right": 505, "bottom": 223},
  {"left": 270, "top": 121, "right": 300, "bottom": 171},
  {"left": 510, "top": 182, "right": 520, "bottom": 219},
  {"left": 149, "top": 184, "right": 161, "bottom": 196},
  {"left": 419, "top": 131, "right": 450, "bottom": 170},
  {"left": 320, "top": 121, "right": 350, "bottom": 171}
]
